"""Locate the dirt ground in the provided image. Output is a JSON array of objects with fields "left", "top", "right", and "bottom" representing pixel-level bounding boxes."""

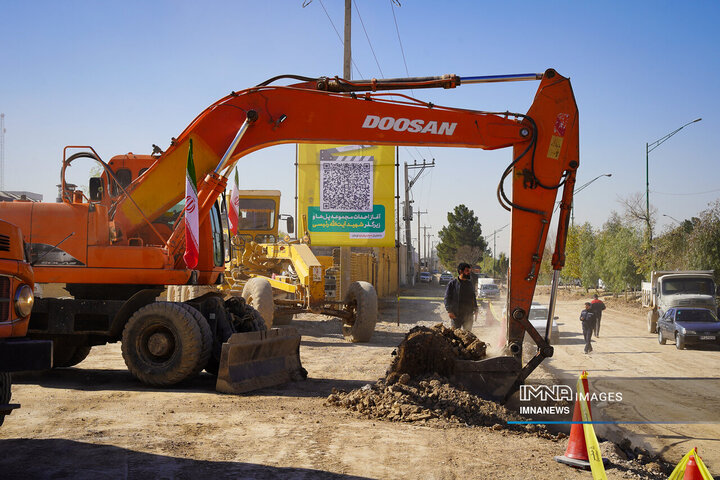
[{"left": 1, "top": 282, "right": 717, "bottom": 479}]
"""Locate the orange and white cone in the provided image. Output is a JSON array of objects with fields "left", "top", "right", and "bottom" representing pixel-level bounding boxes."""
[
  {"left": 555, "top": 372, "right": 608, "bottom": 472},
  {"left": 668, "top": 447, "right": 713, "bottom": 480}
]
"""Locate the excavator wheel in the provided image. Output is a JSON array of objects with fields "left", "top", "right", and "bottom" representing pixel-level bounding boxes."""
[
  {"left": 121, "top": 302, "right": 203, "bottom": 387},
  {"left": 176, "top": 303, "right": 213, "bottom": 377},
  {"left": 342, "top": 281, "right": 378, "bottom": 343},
  {"left": 242, "top": 277, "right": 275, "bottom": 328},
  {"left": 52, "top": 340, "right": 92, "bottom": 368},
  {"left": 62, "top": 346, "right": 92, "bottom": 368},
  {"left": 0, "top": 372, "right": 10, "bottom": 426}
]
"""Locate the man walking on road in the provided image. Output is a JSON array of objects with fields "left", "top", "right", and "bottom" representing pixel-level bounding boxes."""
[
  {"left": 444, "top": 262, "right": 478, "bottom": 331},
  {"left": 591, "top": 294, "right": 606, "bottom": 337},
  {"left": 580, "top": 302, "right": 596, "bottom": 354}
]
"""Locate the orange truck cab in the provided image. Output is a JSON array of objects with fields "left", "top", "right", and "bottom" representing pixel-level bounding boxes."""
[{"left": 0, "top": 219, "right": 53, "bottom": 425}]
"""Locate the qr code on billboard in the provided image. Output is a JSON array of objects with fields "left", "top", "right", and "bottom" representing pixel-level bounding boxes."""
[{"left": 320, "top": 148, "right": 374, "bottom": 212}]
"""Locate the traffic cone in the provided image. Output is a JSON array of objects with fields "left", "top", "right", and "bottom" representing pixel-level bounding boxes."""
[
  {"left": 684, "top": 448, "right": 703, "bottom": 480},
  {"left": 555, "top": 373, "right": 607, "bottom": 470}
]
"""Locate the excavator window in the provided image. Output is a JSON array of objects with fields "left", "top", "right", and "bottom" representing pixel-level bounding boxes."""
[
  {"left": 111, "top": 168, "right": 133, "bottom": 196},
  {"left": 210, "top": 203, "right": 225, "bottom": 267}
]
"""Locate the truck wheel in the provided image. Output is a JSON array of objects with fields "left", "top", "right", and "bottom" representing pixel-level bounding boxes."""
[
  {"left": 0, "top": 372, "right": 10, "bottom": 426},
  {"left": 647, "top": 310, "right": 658, "bottom": 334},
  {"left": 551, "top": 330, "right": 560, "bottom": 345},
  {"left": 675, "top": 334, "right": 685, "bottom": 350},
  {"left": 121, "top": 302, "right": 203, "bottom": 386},
  {"left": 658, "top": 329, "right": 666, "bottom": 345},
  {"left": 242, "top": 278, "right": 274, "bottom": 328},
  {"left": 342, "top": 281, "right": 378, "bottom": 343},
  {"left": 177, "top": 303, "right": 213, "bottom": 377},
  {"left": 63, "top": 346, "right": 92, "bottom": 368},
  {"left": 273, "top": 313, "right": 294, "bottom": 325}
]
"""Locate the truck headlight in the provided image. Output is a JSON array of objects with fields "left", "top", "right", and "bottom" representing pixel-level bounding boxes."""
[
  {"left": 684, "top": 330, "right": 697, "bottom": 335},
  {"left": 14, "top": 284, "right": 34, "bottom": 317}
]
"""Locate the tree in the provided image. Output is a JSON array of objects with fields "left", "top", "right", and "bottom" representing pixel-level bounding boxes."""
[
  {"left": 595, "top": 213, "right": 644, "bottom": 292},
  {"left": 687, "top": 201, "right": 720, "bottom": 278},
  {"left": 436, "top": 204, "right": 487, "bottom": 270}
]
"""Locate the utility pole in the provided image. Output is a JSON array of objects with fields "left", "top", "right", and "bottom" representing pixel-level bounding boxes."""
[
  {"left": 416, "top": 210, "right": 427, "bottom": 274},
  {"left": 343, "top": 0, "right": 351, "bottom": 79},
  {"left": 404, "top": 160, "right": 434, "bottom": 285},
  {"left": 421, "top": 226, "right": 432, "bottom": 269},
  {"left": 339, "top": 0, "right": 352, "bottom": 298}
]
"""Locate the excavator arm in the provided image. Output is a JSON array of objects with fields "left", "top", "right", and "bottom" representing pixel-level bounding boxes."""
[{"left": 111, "top": 69, "right": 578, "bottom": 399}]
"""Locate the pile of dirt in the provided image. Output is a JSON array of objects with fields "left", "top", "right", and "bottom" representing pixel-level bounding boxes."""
[
  {"left": 384, "top": 324, "right": 487, "bottom": 382},
  {"left": 326, "top": 373, "right": 535, "bottom": 430},
  {"left": 326, "top": 324, "right": 533, "bottom": 431}
]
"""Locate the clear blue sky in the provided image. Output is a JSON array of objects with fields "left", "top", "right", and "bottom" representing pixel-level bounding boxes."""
[{"left": 2, "top": 1, "right": 718, "bottom": 255}]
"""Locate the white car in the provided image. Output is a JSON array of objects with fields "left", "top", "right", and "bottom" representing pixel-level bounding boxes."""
[
  {"left": 528, "top": 302, "right": 560, "bottom": 344},
  {"left": 439, "top": 272, "right": 454, "bottom": 285},
  {"left": 500, "top": 302, "right": 560, "bottom": 345}
]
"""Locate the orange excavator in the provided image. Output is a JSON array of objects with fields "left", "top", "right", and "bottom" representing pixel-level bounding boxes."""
[{"left": 0, "top": 69, "right": 578, "bottom": 400}]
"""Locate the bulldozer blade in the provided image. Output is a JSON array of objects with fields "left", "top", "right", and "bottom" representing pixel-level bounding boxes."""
[
  {"left": 453, "top": 356, "right": 522, "bottom": 403},
  {"left": 216, "top": 327, "right": 307, "bottom": 394}
]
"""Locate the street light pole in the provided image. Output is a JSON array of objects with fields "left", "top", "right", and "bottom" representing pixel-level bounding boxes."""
[
  {"left": 570, "top": 173, "right": 612, "bottom": 226},
  {"left": 645, "top": 118, "right": 701, "bottom": 244},
  {"left": 489, "top": 224, "right": 509, "bottom": 278}
]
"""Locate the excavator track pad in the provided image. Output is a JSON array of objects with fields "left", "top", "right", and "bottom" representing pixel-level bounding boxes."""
[{"left": 216, "top": 327, "right": 307, "bottom": 394}]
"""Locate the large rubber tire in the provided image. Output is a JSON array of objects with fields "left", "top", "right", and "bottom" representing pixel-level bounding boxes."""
[
  {"left": 647, "top": 310, "right": 658, "bottom": 334},
  {"left": 177, "top": 303, "right": 213, "bottom": 377},
  {"left": 52, "top": 339, "right": 78, "bottom": 368},
  {"left": 242, "top": 278, "right": 275, "bottom": 328},
  {"left": 658, "top": 329, "right": 666, "bottom": 345},
  {"left": 342, "top": 281, "right": 378, "bottom": 343},
  {"left": 62, "top": 346, "right": 92, "bottom": 368},
  {"left": 273, "top": 313, "right": 294, "bottom": 325},
  {"left": 121, "top": 302, "right": 203, "bottom": 386},
  {"left": 551, "top": 329, "right": 560, "bottom": 345},
  {"left": 0, "top": 372, "right": 10, "bottom": 426}
]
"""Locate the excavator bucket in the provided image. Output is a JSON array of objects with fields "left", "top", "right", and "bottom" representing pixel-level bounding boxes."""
[
  {"left": 215, "top": 327, "right": 307, "bottom": 394},
  {"left": 454, "top": 356, "right": 522, "bottom": 402}
]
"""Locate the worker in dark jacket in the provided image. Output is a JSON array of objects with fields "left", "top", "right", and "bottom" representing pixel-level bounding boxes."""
[
  {"left": 580, "top": 302, "right": 596, "bottom": 354},
  {"left": 590, "top": 294, "right": 606, "bottom": 337},
  {"left": 444, "top": 262, "right": 478, "bottom": 331}
]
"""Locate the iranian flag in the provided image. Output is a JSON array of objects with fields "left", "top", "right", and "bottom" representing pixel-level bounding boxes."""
[
  {"left": 228, "top": 167, "right": 240, "bottom": 235},
  {"left": 183, "top": 139, "right": 199, "bottom": 269}
]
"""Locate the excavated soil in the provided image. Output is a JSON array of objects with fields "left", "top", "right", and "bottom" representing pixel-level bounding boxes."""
[
  {"left": 326, "top": 323, "right": 677, "bottom": 479},
  {"left": 327, "top": 324, "right": 538, "bottom": 431}
]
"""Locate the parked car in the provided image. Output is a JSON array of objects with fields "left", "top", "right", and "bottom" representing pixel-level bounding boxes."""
[
  {"left": 502, "top": 302, "right": 560, "bottom": 344},
  {"left": 419, "top": 271, "right": 432, "bottom": 283},
  {"left": 657, "top": 307, "right": 720, "bottom": 350},
  {"left": 439, "top": 272, "right": 454, "bottom": 285},
  {"left": 477, "top": 282, "right": 500, "bottom": 300},
  {"left": 528, "top": 302, "right": 560, "bottom": 344}
]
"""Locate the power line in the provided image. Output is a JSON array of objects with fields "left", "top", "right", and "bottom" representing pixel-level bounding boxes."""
[
  {"left": 353, "top": 0, "right": 384, "bottom": 77},
  {"left": 650, "top": 188, "right": 720, "bottom": 196},
  {"left": 316, "top": 0, "right": 364, "bottom": 78},
  {"left": 389, "top": 1, "right": 435, "bottom": 162}
]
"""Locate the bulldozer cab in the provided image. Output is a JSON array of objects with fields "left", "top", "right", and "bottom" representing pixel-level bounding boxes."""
[{"left": 234, "top": 190, "right": 281, "bottom": 244}]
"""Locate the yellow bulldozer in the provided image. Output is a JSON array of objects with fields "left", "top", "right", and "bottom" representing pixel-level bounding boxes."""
[{"left": 225, "top": 190, "right": 379, "bottom": 343}]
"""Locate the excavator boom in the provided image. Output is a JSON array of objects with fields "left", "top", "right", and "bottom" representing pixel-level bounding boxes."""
[
  {"left": 1, "top": 69, "right": 578, "bottom": 399},
  {"left": 115, "top": 68, "right": 577, "bottom": 399}
]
